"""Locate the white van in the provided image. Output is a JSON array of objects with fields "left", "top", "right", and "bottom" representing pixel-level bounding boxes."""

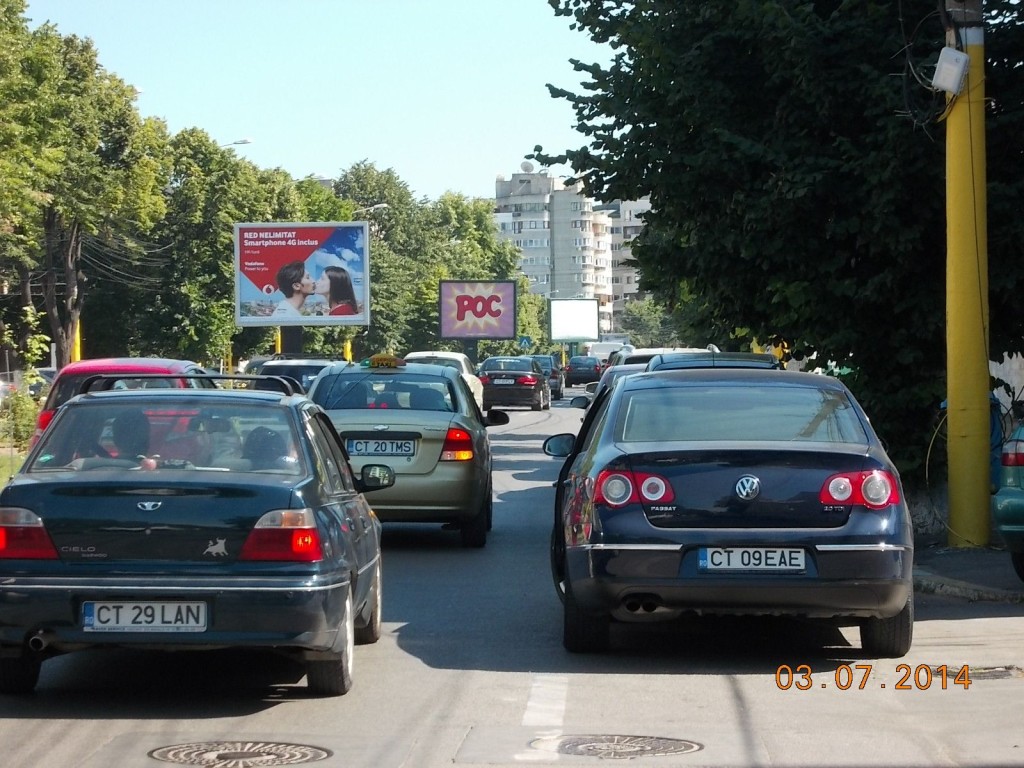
[{"left": 583, "top": 342, "right": 626, "bottom": 364}]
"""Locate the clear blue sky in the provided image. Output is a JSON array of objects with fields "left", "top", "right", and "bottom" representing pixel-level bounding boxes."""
[{"left": 24, "top": 0, "right": 612, "bottom": 201}]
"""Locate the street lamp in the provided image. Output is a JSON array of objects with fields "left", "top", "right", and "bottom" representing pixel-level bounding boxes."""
[
  {"left": 219, "top": 138, "right": 252, "bottom": 148},
  {"left": 353, "top": 203, "right": 389, "bottom": 215}
]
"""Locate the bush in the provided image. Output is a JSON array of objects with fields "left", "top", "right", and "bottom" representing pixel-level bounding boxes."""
[{"left": 0, "top": 389, "right": 40, "bottom": 451}]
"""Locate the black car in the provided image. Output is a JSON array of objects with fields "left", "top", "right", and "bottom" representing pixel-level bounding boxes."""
[
  {"left": 0, "top": 375, "right": 395, "bottom": 696},
  {"left": 564, "top": 355, "right": 602, "bottom": 387},
  {"left": 544, "top": 368, "right": 914, "bottom": 656},
  {"left": 525, "top": 354, "right": 565, "bottom": 400},
  {"left": 478, "top": 356, "right": 550, "bottom": 411}
]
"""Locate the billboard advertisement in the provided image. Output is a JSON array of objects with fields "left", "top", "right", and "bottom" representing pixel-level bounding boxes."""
[
  {"left": 234, "top": 221, "right": 370, "bottom": 327},
  {"left": 550, "top": 298, "right": 600, "bottom": 342},
  {"left": 439, "top": 281, "right": 517, "bottom": 340}
]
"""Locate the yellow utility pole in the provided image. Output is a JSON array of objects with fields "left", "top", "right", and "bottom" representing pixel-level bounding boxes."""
[
  {"left": 72, "top": 320, "right": 81, "bottom": 362},
  {"left": 945, "top": 0, "right": 989, "bottom": 547}
]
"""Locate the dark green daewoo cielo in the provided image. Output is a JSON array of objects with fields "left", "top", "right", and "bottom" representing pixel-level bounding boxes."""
[{"left": 0, "top": 374, "right": 394, "bottom": 696}]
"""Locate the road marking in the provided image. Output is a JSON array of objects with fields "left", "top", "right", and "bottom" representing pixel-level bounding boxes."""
[{"left": 522, "top": 673, "right": 568, "bottom": 727}]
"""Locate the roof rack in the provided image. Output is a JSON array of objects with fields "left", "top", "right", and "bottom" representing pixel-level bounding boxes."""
[{"left": 77, "top": 373, "right": 304, "bottom": 397}]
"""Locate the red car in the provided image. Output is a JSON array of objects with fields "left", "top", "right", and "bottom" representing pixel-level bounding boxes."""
[{"left": 31, "top": 358, "right": 215, "bottom": 446}]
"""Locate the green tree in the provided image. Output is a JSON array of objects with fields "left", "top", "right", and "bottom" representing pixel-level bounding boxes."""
[
  {"left": 619, "top": 297, "right": 681, "bottom": 348},
  {"left": 534, "top": 0, "right": 1024, "bottom": 482}
]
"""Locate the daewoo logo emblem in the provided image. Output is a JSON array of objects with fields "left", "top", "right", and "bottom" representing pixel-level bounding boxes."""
[
  {"left": 373, "top": 424, "right": 390, "bottom": 431},
  {"left": 137, "top": 501, "right": 162, "bottom": 512},
  {"left": 735, "top": 476, "right": 761, "bottom": 501}
]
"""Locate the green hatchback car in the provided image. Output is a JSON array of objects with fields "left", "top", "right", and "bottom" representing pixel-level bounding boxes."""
[{"left": 992, "top": 425, "right": 1024, "bottom": 582}]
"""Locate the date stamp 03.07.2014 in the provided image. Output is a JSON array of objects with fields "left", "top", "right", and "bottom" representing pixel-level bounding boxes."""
[{"left": 775, "top": 664, "right": 972, "bottom": 691}]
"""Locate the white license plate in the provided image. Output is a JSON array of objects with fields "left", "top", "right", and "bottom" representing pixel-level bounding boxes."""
[
  {"left": 82, "top": 601, "right": 207, "bottom": 632},
  {"left": 346, "top": 438, "right": 416, "bottom": 456},
  {"left": 493, "top": 378, "right": 515, "bottom": 385},
  {"left": 698, "top": 547, "right": 805, "bottom": 572}
]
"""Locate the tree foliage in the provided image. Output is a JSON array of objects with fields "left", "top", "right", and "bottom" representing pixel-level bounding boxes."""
[{"left": 533, "top": 0, "right": 1024, "bottom": 484}]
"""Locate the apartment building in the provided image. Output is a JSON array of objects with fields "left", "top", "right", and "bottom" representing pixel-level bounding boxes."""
[{"left": 494, "top": 167, "right": 648, "bottom": 333}]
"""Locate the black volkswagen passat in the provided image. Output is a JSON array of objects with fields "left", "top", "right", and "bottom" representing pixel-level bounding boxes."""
[
  {"left": 544, "top": 368, "right": 914, "bottom": 656},
  {"left": 0, "top": 378, "right": 394, "bottom": 696}
]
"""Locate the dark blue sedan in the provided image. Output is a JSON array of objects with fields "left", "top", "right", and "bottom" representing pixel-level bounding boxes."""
[
  {"left": 544, "top": 368, "right": 914, "bottom": 656},
  {"left": 0, "top": 378, "right": 394, "bottom": 696}
]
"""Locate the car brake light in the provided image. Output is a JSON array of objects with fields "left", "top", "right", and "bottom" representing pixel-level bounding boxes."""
[
  {"left": 441, "top": 428, "right": 474, "bottom": 461},
  {"left": 594, "top": 470, "right": 675, "bottom": 507},
  {"left": 1001, "top": 439, "right": 1024, "bottom": 467},
  {"left": 819, "top": 470, "right": 900, "bottom": 510},
  {"left": 479, "top": 374, "right": 491, "bottom": 385},
  {"left": 30, "top": 409, "right": 56, "bottom": 447},
  {"left": 516, "top": 375, "right": 539, "bottom": 386},
  {"left": 0, "top": 508, "right": 58, "bottom": 559},
  {"left": 239, "top": 508, "right": 323, "bottom": 562}
]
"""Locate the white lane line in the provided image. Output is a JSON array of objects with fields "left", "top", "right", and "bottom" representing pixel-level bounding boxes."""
[{"left": 522, "top": 673, "right": 568, "bottom": 727}]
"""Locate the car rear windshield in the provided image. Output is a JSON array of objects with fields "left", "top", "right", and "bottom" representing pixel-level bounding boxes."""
[
  {"left": 617, "top": 385, "right": 868, "bottom": 444},
  {"left": 311, "top": 372, "right": 455, "bottom": 412},
  {"left": 259, "top": 364, "right": 330, "bottom": 391},
  {"left": 480, "top": 358, "right": 532, "bottom": 372},
  {"left": 29, "top": 401, "right": 303, "bottom": 474},
  {"left": 569, "top": 357, "right": 599, "bottom": 366}
]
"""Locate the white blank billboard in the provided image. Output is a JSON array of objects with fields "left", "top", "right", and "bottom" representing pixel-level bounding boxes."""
[{"left": 550, "top": 298, "right": 599, "bottom": 342}]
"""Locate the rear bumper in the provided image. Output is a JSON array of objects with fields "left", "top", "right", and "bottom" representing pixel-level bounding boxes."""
[
  {"left": 0, "top": 575, "right": 349, "bottom": 655},
  {"left": 992, "top": 488, "right": 1024, "bottom": 551},
  {"left": 367, "top": 462, "right": 485, "bottom": 522},
  {"left": 565, "top": 541, "right": 913, "bottom": 621},
  {"left": 484, "top": 388, "right": 539, "bottom": 408}
]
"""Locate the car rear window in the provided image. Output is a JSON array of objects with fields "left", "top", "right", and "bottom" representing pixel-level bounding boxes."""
[
  {"left": 569, "top": 357, "right": 599, "bottom": 366},
  {"left": 311, "top": 372, "right": 455, "bottom": 411},
  {"left": 617, "top": 385, "right": 868, "bottom": 444},
  {"left": 44, "top": 371, "right": 212, "bottom": 411},
  {"left": 258, "top": 364, "right": 330, "bottom": 391},
  {"left": 29, "top": 402, "right": 303, "bottom": 474},
  {"left": 480, "top": 358, "right": 532, "bottom": 372}
]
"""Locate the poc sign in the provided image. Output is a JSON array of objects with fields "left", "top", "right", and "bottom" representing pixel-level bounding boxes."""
[{"left": 440, "top": 280, "right": 517, "bottom": 339}]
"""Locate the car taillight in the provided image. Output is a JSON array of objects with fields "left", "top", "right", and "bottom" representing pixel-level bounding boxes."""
[
  {"left": 819, "top": 470, "right": 900, "bottom": 510},
  {"left": 594, "top": 470, "right": 675, "bottom": 507},
  {"left": 239, "top": 508, "right": 323, "bottom": 562},
  {"left": 0, "top": 508, "right": 58, "bottom": 559},
  {"left": 516, "top": 375, "right": 539, "bottom": 386},
  {"left": 30, "top": 409, "right": 56, "bottom": 448},
  {"left": 479, "top": 374, "right": 491, "bottom": 385},
  {"left": 1001, "top": 439, "right": 1024, "bottom": 467},
  {"left": 441, "top": 428, "right": 474, "bottom": 461}
]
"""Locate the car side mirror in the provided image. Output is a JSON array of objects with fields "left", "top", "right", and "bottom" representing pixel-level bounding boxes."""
[
  {"left": 585, "top": 382, "right": 598, "bottom": 394},
  {"left": 357, "top": 463, "right": 395, "bottom": 492},
  {"left": 570, "top": 395, "right": 591, "bottom": 409},
  {"left": 543, "top": 433, "right": 576, "bottom": 458},
  {"left": 485, "top": 409, "right": 511, "bottom": 426}
]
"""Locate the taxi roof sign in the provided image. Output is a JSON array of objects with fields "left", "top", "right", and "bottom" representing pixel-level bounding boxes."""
[{"left": 362, "top": 353, "right": 406, "bottom": 369}]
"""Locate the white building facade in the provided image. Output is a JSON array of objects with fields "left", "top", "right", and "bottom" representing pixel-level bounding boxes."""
[{"left": 495, "top": 170, "right": 639, "bottom": 335}]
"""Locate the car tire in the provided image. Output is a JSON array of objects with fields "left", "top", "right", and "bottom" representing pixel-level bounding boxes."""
[
  {"left": 532, "top": 393, "right": 543, "bottom": 411},
  {"left": 554, "top": 385, "right": 563, "bottom": 401},
  {"left": 354, "top": 558, "right": 382, "bottom": 645},
  {"left": 306, "top": 589, "right": 355, "bottom": 696},
  {"left": 1012, "top": 551, "right": 1024, "bottom": 583},
  {"left": 0, "top": 655, "right": 41, "bottom": 694},
  {"left": 485, "top": 482, "right": 494, "bottom": 532},
  {"left": 860, "top": 594, "right": 914, "bottom": 658},
  {"left": 542, "top": 391, "right": 551, "bottom": 410},
  {"left": 461, "top": 499, "right": 488, "bottom": 548},
  {"left": 564, "top": 584, "right": 610, "bottom": 653}
]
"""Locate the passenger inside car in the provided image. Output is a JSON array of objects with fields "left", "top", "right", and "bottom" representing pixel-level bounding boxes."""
[
  {"left": 111, "top": 409, "right": 150, "bottom": 458},
  {"left": 409, "top": 387, "right": 450, "bottom": 411}
]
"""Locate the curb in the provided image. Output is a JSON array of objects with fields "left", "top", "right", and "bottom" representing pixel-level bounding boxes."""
[{"left": 913, "top": 568, "right": 1024, "bottom": 604}]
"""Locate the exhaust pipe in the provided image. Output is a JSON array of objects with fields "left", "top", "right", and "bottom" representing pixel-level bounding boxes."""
[
  {"left": 28, "top": 630, "right": 54, "bottom": 652},
  {"left": 622, "top": 595, "right": 662, "bottom": 613}
]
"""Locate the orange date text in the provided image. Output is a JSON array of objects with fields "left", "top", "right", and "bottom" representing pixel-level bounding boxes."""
[{"left": 775, "top": 664, "right": 971, "bottom": 691}]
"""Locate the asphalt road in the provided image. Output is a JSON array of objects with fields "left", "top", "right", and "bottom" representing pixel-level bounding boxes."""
[{"left": 3, "top": 395, "right": 1024, "bottom": 768}]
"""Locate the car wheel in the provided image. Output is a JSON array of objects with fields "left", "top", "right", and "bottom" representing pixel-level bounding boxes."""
[
  {"left": 532, "top": 392, "right": 543, "bottom": 411},
  {"left": 354, "top": 557, "right": 382, "bottom": 645},
  {"left": 860, "top": 594, "right": 914, "bottom": 658},
  {"left": 485, "top": 482, "right": 494, "bottom": 532},
  {"left": 550, "top": 523, "right": 567, "bottom": 604},
  {"left": 564, "top": 583, "right": 610, "bottom": 653},
  {"left": 1012, "top": 552, "right": 1024, "bottom": 582},
  {"left": 554, "top": 385, "right": 563, "bottom": 401},
  {"left": 306, "top": 589, "right": 354, "bottom": 696},
  {"left": 0, "top": 655, "right": 41, "bottom": 694},
  {"left": 543, "top": 391, "right": 551, "bottom": 410},
  {"left": 461, "top": 499, "right": 488, "bottom": 548}
]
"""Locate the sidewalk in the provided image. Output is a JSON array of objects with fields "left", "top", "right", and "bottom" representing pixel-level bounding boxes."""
[{"left": 913, "top": 537, "right": 1024, "bottom": 603}]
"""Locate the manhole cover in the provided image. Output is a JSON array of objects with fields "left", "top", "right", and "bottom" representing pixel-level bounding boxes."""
[
  {"left": 148, "top": 741, "right": 332, "bottom": 767},
  {"left": 531, "top": 734, "right": 703, "bottom": 760}
]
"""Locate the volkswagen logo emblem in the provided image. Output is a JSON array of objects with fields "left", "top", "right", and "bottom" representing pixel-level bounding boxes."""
[
  {"left": 137, "top": 501, "right": 162, "bottom": 512},
  {"left": 735, "top": 475, "right": 761, "bottom": 501}
]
